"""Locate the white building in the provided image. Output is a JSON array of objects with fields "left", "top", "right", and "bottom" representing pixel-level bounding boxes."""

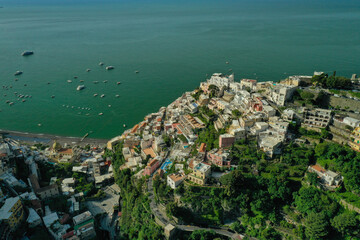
[
  {"left": 343, "top": 117, "right": 360, "bottom": 128},
  {"left": 167, "top": 173, "right": 186, "bottom": 189},
  {"left": 308, "top": 165, "right": 343, "bottom": 186},
  {"left": 270, "top": 84, "right": 297, "bottom": 106},
  {"left": 207, "top": 73, "right": 234, "bottom": 88}
]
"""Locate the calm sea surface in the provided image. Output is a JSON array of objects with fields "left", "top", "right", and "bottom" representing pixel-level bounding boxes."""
[{"left": 0, "top": 0, "right": 359, "bottom": 139}]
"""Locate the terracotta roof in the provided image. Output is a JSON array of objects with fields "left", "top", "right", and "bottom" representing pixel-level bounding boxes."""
[
  {"left": 168, "top": 173, "right": 185, "bottom": 182},
  {"left": 131, "top": 124, "right": 139, "bottom": 133},
  {"left": 189, "top": 159, "right": 195, "bottom": 169},
  {"left": 62, "top": 230, "right": 74, "bottom": 239},
  {"left": 310, "top": 164, "right": 326, "bottom": 174},
  {"left": 199, "top": 143, "right": 206, "bottom": 153},
  {"left": 58, "top": 148, "right": 73, "bottom": 155},
  {"left": 148, "top": 159, "right": 158, "bottom": 167},
  {"left": 143, "top": 148, "right": 156, "bottom": 158}
]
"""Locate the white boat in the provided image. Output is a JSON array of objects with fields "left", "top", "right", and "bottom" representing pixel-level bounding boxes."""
[
  {"left": 67, "top": 80, "right": 72, "bottom": 83},
  {"left": 93, "top": 81, "right": 99, "bottom": 84},
  {"left": 135, "top": 70, "right": 139, "bottom": 74},
  {"left": 100, "top": 94, "right": 105, "bottom": 98},
  {"left": 108, "top": 105, "right": 111, "bottom": 107},
  {"left": 117, "top": 82, "right": 121, "bottom": 85},
  {"left": 106, "top": 66, "right": 114, "bottom": 70},
  {"left": 99, "top": 62, "right": 104, "bottom": 66},
  {"left": 14, "top": 71, "right": 23, "bottom": 76},
  {"left": 99, "top": 113, "right": 103, "bottom": 116},
  {"left": 123, "top": 124, "right": 126, "bottom": 127},
  {"left": 77, "top": 85, "right": 85, "bottom": 91},
  {"left": 103, "top": 80, "right": 108, "bottom": 83},
  {"left": 86, "top": 69, "right": 91, "bottom": 72},
  {"left": 115, "top": 94, "right": 120, "bottom": 98},
  {"left": 93, "top": 94, "right": 98, "bottom": 97}
]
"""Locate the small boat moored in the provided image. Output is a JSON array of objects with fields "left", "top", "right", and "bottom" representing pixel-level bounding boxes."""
[
  {"left": 106, "top": 66, "right": 114, "bottom": 70},
  {"left": 14, "top": 71, "right": 23, "bottom": 76},
  {"left": 77, "top": 85, "right": 85, "bottom": 91},
  {"left": 22, "top": 51, "right": 34, "bottom": 56}
]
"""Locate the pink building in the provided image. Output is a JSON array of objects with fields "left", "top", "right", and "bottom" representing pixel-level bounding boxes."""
[
  {"left": 144, "top": 159, "right": 161, "bottom": 176},
  {"left": 219, "top": 134, "right": 235, "bottom": 148},
  {"left": 207, "top": 149, "right": 231, "bottom": 168}
]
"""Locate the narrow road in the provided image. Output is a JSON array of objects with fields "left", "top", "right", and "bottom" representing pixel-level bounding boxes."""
[{"left": 147, "top": 178, "right": 244, "bottom": 240}]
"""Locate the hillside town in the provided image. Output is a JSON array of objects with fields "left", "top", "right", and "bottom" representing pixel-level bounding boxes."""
[{"left": 1, "top": 72, "right": 360, "bottom": 240}]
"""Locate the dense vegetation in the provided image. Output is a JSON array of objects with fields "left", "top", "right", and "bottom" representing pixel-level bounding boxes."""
[
  {"left": 106, "top": 126, "right": 360, "bottom": 239},
  {"left": 107, "top": 144, "right": 164, "bottom": 240},
  {"left": 160, "top": 138, "right": 360, "bottom": 240},
  {"left": 312, "top": 73, "right": 352, "bottom": 90}
]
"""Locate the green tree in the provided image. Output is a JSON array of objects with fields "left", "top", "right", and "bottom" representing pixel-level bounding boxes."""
[
  {"left": 331, "top": 212, "right": 359, "bottom": 237},
  {"left": 300, "top": 91, "right": 315, "bottom": 102},
  {"left": 307, "top": 172, "right": 319, "bottom": 186},
  {"left": 305, "top": 212, "right": 329, "bottom": 240},
  {"left": 260, "top": 227, "right": 282, "bottom": 240},
  {"left": 220, "top": 169, "right": 245, "bottom": 196},
  {"left": 189, "top": 230, "right": 217, "bottom": 240}
]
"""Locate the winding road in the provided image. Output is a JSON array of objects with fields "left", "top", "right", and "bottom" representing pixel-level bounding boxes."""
[{"left": 147, "top": 177, "right": 245, "bottom": 240}]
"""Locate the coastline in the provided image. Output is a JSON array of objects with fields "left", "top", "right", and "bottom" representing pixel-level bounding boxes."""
[{"left": 0, "top": 129, "right": 108, "bottom": 147}]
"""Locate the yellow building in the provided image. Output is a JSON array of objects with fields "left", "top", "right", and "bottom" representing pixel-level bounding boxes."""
[
  {"left": 188, "top": 162, "right": 211, "bottom": 185},
  {"left": 349, "top": 127, "right": 360, "bottom": 152},
  {"left": 0, "top": 196, "right": 25, "bottom": 231}
]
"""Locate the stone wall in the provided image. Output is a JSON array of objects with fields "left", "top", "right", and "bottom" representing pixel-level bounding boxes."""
[
  {"left": 330, "top": 96, "right": 360, "bottom": 112},
  {"left": 340, "top": 199, "right": 360, "bottom": 214}
]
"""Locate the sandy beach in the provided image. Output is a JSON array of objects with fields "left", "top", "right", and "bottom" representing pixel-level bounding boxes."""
[{"left": 0, "top": 129, "right": 108, "bottom": 147}]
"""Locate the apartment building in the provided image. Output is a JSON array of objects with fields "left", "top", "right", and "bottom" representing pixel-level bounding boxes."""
[
  {"left": 188, "top": 162, "right": 211, "bottom": 185},
  {"left": 349, "top": 127, "right": 360, "bottom": 152},
  {"left": 0, "top": 196, "right": 25, "bottom": 231},
  {"left": 303, "top": 108, "right": 332, "bottom": 128},
  {"left": 207, "top": 149, "right": 231, "bottom": 168}
]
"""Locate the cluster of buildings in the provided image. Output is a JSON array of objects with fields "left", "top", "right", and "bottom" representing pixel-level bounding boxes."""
[
  {"left": 107, "top": 71, "right": 360, "bottom": 191},
  {"left": 0, "top": 135, "right": 115, "bottom": 240}
]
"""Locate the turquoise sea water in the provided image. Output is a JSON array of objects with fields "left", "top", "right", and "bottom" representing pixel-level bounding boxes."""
[{"left": 0, "top": 0, "right": 360, "bottom": 139}]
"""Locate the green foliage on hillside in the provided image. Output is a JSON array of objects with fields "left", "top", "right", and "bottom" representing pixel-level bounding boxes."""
[
  {"left": 312, "top": 73, "right": 352, "bottom": 89},
  {"left": 108, "top": 143, "right": 164, "bottom": 240}
]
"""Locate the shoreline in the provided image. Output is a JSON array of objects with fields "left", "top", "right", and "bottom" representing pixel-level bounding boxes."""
[{"left": 0, "top": 129, "right": 108, "bottom": 147}]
